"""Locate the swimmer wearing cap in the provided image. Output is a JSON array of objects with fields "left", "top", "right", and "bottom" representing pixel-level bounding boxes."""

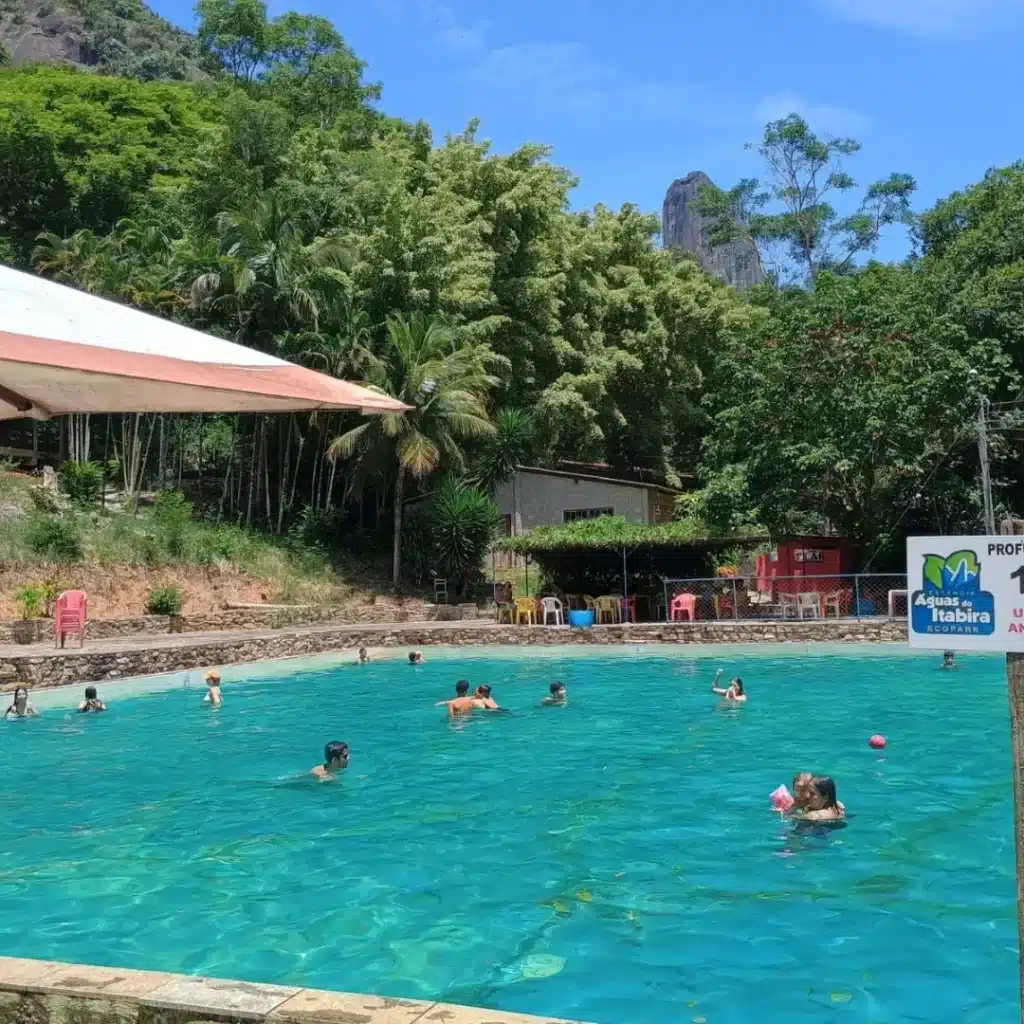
[
  {"left": 711, "top": 669, "right": 746, "bottom": 702},
  {"left": 204, "top": 671, "right": 222, "bottom": 706},
  {"left": 312, "top": 741, "right": 350, "bottom": 780}
]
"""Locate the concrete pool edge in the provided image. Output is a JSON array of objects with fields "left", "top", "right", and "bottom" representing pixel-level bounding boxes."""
[
  {"left": 0, "top": 617, "right": 910, "bottom": 690},
  {"left": 0, "top": 956, "right": 586, "bottom": 1024}
]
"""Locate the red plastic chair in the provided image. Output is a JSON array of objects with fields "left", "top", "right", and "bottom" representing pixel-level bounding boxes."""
[
  {"left": 55, "top": 590, "right": 87, "bottom": 649},
  {"left": 621, "top": 596, "right": 638, "bottom": 622},
  {"left": 670, "top": 593, "right": 697, "bottom": 622}
]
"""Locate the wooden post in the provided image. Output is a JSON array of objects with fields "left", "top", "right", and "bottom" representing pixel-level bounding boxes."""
[{"left": 1008, "top": 651, "right": 1024, "bottom": 1021}]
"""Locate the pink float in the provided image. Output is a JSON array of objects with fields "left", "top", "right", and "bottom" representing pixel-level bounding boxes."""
[
  {"left": 869, "top": 734, "right": 887, "bottom": 750},
  {"left": 770, "top": 785, "right": 794, "bottom": 812}
]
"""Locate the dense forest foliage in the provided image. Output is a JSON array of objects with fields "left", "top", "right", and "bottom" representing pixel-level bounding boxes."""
[{"left": 1, "top": 0, "right": 1022, "bottom": 580}]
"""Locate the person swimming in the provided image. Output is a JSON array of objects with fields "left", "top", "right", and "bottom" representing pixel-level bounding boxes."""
[
  {"left": 711, "top": 669, "right": 746, "bottom": 702},
  {"left": 436, "top": 679, "right": 476, "bottom": 717},
  {"left": 790, "top": 771, "right": 845, "bottom": 818},
  {"left": 204, "top": 671, "right": 222, "bottom": 706},
  {"left": 801, "top": 776, "right": 845, "bottom": 822},
  {"left": 474, "top": 685, "right": 500, "bottom": 710},
  {"left": 357, "top": 647, "right": 369, "bottom": 665},
  {"left": 542, "top": 681, "right": 567, "bottom": 705},
  {"left": 942, "top": 650, "right": 956, "bottom": 669},
  {"left": 78, "top": 685, "right": 106, "bottom": 713},
  {"left": 409, "top": 650, "right": 424, "bottom": 665},
  {"left": 5, "top": 686, "right": 38, "bottom": 719},
  {"left": 311, "top": 741, "right": 350, "bottom": 780}
]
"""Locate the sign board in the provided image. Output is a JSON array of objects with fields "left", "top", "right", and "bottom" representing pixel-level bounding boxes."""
[
  {"left": 794, "top": 549, "right": 824, "bottom": 563},
  {"left": 906, "top": 535, "right": 1024, "bottom": 651}
]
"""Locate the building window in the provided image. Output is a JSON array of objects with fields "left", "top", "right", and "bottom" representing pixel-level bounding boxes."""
[{"left": 563, "top": 507, "right": 614, "bottom": 522}]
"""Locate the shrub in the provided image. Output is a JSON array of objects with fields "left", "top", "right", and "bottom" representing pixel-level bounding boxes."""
[
  {"left": 14, "top": 585, "right": 45, "bottom": 619},
  {"left": 152, "top": 489, "right": 193, "bottom": 558},
  {"left": 58, "top": 460, "right": 104, "bottom": 509},
  {"left": 25, "top": 514, "right": 83, "bottom": 561},
  {"left": 146, "top": 586, "right": 183, "bottom": 616},
  {"left": 403, "top": 480, "right": 500, "bottom": 595}
]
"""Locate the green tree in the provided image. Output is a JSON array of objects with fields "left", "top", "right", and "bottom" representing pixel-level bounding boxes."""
[
  {"left": 700, "top": 266, "right": 1012, "bottom": 554},
  {"left": 471, "top": 407, "right": 534, "bottom": 495},
  {"left": 328, "top": 313, "right": 497, "bottom": 586},
  {"left": 694, "top": 114, "right": 916, "bottom": 285},
  {"left": 195, "top": 0, "right": 268, "bottom": 82}
]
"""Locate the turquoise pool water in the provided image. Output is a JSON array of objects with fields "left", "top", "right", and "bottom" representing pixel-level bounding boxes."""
[{"left": 0, "top": 646, "right": 1017, "bottom": 1023}]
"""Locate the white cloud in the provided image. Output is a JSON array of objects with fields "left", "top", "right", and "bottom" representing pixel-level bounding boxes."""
[
  {"left": 754, "top": 93, "right": 872, "bottom": 136},
  {"left": 821, "top": 0, "right": 1023, "bottom": 35}
]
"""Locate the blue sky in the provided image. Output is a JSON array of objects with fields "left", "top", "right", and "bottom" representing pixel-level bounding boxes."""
[{"left": 149, "top": 0, "right": 1024, "bottom": 260}]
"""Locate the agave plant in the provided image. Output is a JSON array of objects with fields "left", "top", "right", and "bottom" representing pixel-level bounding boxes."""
[{"left": 426, "top": 479, "right": 502, "bottom": 589}]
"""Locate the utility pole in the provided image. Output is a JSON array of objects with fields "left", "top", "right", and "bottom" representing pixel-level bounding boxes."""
[{"left": 978, "top": 394, "right": 997, "bottom": 534}]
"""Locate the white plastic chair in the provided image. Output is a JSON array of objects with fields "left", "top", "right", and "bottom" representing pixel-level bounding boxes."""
[
  {"left": 797, "top": 592, "right": 821, "bottom": 619},
  {"left": 540, "top": 596, "right": 564, "bottom": 626}
]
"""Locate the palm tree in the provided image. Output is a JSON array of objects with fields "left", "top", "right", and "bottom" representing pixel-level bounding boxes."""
[
  {"left": 329, "top": 312, "right": 497, "bottom": 586},
  {"left": 190, "top": 193, "right": 350, "bottom": 344}
]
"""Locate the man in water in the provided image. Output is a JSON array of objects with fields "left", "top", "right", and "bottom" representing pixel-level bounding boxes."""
[
  {"left": 542, "top": 681, "right": 567, "bottom": 705},
  {"left": 357, "top": 648, "right": 369, "bottom": 665},
  {"left": 78, "top": 686, "right": 106, "bottom": 713},
  {"left": 436, "top": 680, "right": 476, "bottom": 717},
  {"left": 312, "top": 741, "right": 350, "bottom": 780},
  {"left": 204, "top": 671, "right": 223, "bottom": 706},
  {"left": 711, "top": 669, "right": 746, "bottom": 702},
  {"left": 409, "top": 650, "right": 424, "bottom": 665},
  {"left": 942, "top": 650, "right": 956, "bottom": 669}
]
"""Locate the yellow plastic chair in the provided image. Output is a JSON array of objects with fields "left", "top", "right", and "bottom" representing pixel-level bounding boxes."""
[
  {"left": 495, "top": 602, "right": 514, "bottom": 624},
  {"left": 594, "top": 595, "right": 621, "bottom": 624},
  {"left": 514, "top": 597, "right": 537, "bottom": 625},
  {"left": 583, "top": 595, "right": 597, "bottom": 612}
]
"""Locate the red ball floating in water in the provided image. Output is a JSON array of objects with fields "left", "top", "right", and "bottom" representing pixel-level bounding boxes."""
[{"left": 869, "top": 734, "right": 887, "bottom": 750}]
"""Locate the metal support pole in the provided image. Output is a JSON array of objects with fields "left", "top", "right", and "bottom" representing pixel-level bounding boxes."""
[
  {"left": 1006, "top": 651, "right": 1024, "bottom": 1021},
  {"left": 622, "top": 546, "right": 628, "bottom": 601},
  {"left": 854, "top": 575, "right": 861, "bottom": 621},
  {"left": 979, "top": 396, "right": 996, "bottom": 534},
  {"left": 731, "top": 577, "right": 739, "bottom": 620}
]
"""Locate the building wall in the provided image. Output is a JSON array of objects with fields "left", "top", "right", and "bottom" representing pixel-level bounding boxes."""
[{"left": 496, "top": 472, "right": 653, "bottom": 533}]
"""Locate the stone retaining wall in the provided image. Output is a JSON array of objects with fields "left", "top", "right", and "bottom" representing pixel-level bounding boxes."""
[
  {"left": 2, "top": 618, "right": 908, "bottom": 689},
  {"left": 0, "top": 603, "right": 492, "bottom": 644},
  {"left": 0, "top": 955, "right": 575, "bottom": 1024}
]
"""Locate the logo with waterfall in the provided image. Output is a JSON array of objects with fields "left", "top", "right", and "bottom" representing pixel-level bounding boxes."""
[{"left": 911, "top": 550, "right": 995, "bottom": 636}]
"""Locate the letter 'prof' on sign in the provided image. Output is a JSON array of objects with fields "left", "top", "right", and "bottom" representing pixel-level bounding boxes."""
[{"left": 906, "top": 536, "right": 1024, "bottom": 651}]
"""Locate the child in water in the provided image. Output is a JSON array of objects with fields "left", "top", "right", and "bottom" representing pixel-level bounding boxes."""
[
  {"left": 474, "top": 685, "right": 500, "bottom": 710},
  {"left": 204, "top": 671, "right": 222, "bottom": 706},
  {"left": 78, "top": 686, "right": 106, "bottom": 713},
  {"left": 5, "top": 686, "right": 38, "bottom": 719},
  {"left": 543, "top": 681, "right": 567, "bottom": 705},
  {"left": 409, "top": 650, "right": 424, "bottom": 665},
  {"left": 312, "top": 741, "right": 350, "bottom": 780},
  {"left": 357, "top": 647, "right": 369, "bottom": 664}
]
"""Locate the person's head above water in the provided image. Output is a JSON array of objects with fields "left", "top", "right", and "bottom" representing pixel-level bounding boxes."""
[
  {"left": 478, "top": 685, "right": 492, "bottom": 698},
  {"left": 455, "top": 680, "right": 470, "bottom": 697},
  {"left": 550, "top": 681, "right": 566, "bottom": 696},
  {"left": 205, "top": 671, "right": 221, "bottom": 685},
  {"left": 943, "top": 650, "right": 956, "bottom": 666},
  {"left": 731, "top": 678, "right": 744, "bottom": 696},
  {"left": 324, "top": 741, "right": 350, "bottom": 768},
  {"left": 792, "top": 771, "right": 815, "bottom": 808},
  {"left": 812, "top": 775, "right": 839, "bottom": 810},
  {"left": 84, "top": 686, "right": 97, "bottom": 700},
  {"left": 13, "top": 686, "right": 27, "bottom": 704},
  {"left": 409, "top": 650, "right": 424, "bottom": 665}
]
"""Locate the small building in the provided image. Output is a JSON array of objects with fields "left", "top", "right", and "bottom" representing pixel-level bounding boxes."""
[{"left": 496, "top": 465, "right": 680, "bottom": 537}]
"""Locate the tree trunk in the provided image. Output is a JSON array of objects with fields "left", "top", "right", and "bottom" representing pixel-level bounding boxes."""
[{"left": 392, "top": 468, "right": 405, "bottom": 588}]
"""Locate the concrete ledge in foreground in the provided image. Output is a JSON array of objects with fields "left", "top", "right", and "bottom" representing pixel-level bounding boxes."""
[{"left": 0, "top": 956, "right": 585, "bottom": 1024}]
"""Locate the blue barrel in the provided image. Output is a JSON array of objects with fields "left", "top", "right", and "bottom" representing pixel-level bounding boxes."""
[{"left": 568, "top": 610, "right": 595, "bottom": 628}]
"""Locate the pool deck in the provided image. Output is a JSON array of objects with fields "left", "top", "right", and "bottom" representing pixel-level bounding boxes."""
[
  {"left": 0, "top": 616, "right": 908, "bottom": 689},
  {"left": 0, "top": 955, "right": 583, "bottom": 1024}
]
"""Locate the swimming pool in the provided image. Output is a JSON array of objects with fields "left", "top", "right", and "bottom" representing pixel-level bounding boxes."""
[{"left": 0, "top": 645, "right": 1016, "bottom": 1023}]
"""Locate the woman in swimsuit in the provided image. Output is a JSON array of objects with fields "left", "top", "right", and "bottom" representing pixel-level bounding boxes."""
[{"left": 5, "top": 686, "right": 39, "bottom": 719}]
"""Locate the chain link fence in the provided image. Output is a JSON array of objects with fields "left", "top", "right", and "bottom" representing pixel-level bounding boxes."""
[{"left": 660, "top": 573, "right": 909, "bottom": 622}]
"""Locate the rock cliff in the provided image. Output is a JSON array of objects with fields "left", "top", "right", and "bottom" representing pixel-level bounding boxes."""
[{"left": 662, "top": 171, "right": 765, "bottom": 290}]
